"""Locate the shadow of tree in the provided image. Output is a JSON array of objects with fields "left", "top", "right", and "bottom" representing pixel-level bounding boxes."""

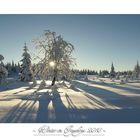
[
  {"left": 51, "top": 89, "right": 69, "bottom": 122},
  {"left": 76, "top": 108, "right": 140, "bottom": 123},
  {"left": 87, "top": 79, "right": 140, "bottom": 94},
  {"left": 0, "top": 100, "right": 37, "bottom": 123},
  {"left": 1, "top": 82, "right": 140, "bottom": 123},
  {"left": 0, "top": 81, "right": 31, "bottom": 92},
  {"left": 65, "top": 93, "right": 84, "bottom": 122},
  {"left": 72, "top": 80, "right": 139, "bottom": 109},
  {"left": 36, "top": 93, "right": 51, "bottom": 123},
  {"left": 2, "top": 88, "right": 34, "bottom": 98}
]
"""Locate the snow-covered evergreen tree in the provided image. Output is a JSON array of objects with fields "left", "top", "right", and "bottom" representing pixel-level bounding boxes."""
[
  {"left": 0, "top": 55, "right": 8, "bottom": 84},
  {"left": 0, "top": 55, "right": 4, "bottom": 64},
  {"left": 133, "top": 61, "right": 140, "bottom": 79},
  {"left": 110, "top": 62, "right": 115, "bottom": 79},
  {"left": 20, "top": 43, "right": 33, "bottom": 82}
]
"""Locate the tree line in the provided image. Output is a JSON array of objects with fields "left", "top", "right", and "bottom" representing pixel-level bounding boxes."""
[{"left": 0, "top": 30, "right": 140, "bottom": 85}]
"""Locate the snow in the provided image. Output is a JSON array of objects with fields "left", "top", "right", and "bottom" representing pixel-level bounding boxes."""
[{"left": 0, "top": 78, "right": 140, "bottom": 123}]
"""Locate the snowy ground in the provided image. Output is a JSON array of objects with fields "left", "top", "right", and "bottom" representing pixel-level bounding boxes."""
[{"left": 0, "top": 78, "right": 140, "bottom": 123}]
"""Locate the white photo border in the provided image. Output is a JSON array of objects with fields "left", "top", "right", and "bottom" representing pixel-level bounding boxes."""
[{"left": 0, "top": 0, "right": 140, "bottom": 140}]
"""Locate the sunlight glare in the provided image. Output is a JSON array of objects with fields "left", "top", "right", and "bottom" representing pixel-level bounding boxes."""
[{"left": 49, "top": 61, "right": 55, "bottom": 67}]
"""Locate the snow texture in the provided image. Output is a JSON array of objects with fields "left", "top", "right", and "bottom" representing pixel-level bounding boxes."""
[{"left": 0, "top": 77, "right": 140, "bottom": 123}]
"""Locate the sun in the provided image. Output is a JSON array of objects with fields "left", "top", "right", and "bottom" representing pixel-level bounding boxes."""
[{"left": 49, "top": 61, "right": 55, "bottom": 67}]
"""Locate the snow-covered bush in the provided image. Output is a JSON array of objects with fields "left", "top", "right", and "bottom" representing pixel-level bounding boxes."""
[
  {"left": 39, "top": 80, "right": 46, "bottom": 89},
  {"left": 0, "top": 66, "right": 8, "bottom": 84},
  {"left": 0, "top": 55, "right": 8, "bottom": 85},
  {"left": 120, "top": 79, "right": 125, "bottom": 84},
  {"left": 84, "top": 73, "right": 88, "bottom": 81},
  {"left": 0, "top": 54, "right": 4, "bottom": 62},
  {"left": 116, "top": 72, "right": 120, "bottom": 80}
]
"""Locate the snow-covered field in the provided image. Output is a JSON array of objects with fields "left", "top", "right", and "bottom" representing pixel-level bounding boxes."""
[{"left": 0, "top": 78, "right": 140, "bottom": 123}]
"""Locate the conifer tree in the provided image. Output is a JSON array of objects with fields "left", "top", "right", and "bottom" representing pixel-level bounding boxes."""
[
  {"left": 110, "top": 62, "right": 115, "bottom": 79},
  {"left": 133, "top": 61, "right": 140, "bottom": 79},
  {"left": 20, "top": 43, "right": 33, "bottom": 82}
]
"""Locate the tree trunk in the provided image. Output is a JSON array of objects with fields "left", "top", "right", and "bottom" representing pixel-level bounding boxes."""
[
  {"left": 51, "top": 68, "right": 57, "bottom": 86},
  {"left": 51, "top": 76, "right": 56, "bottom": 86}
]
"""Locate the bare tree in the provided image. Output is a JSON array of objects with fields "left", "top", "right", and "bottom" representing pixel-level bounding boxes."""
[{"left": 32, "top": 30, "right": 76, "bottom": 86}]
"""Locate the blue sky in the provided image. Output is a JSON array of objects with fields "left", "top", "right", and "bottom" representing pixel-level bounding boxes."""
[{"left": 0, "top": 15, "right": 140, "bottom": 71}]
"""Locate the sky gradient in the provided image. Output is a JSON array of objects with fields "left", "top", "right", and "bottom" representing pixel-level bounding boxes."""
[{"left": 0, "top": 15, "right": 140, "bottom": 71}]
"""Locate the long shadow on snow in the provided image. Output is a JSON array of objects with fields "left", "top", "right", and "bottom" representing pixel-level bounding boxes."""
[
  {"left": 36, "top": 93, "right": 51, "bottom": 123},
  {"left": 36, "top": 89, "right": 84, "bottom": 123},
  {"left": 0, "top": 81, "right": 31, "bottom": 92},
  {"left": 73, "top": 81, "right": 139, "bottom": 109},
  {"left": 1, "top": 91, "right": 140, "bottom": 123},
  {"left": 37, "top": 88, "right": 91, "bottom": 123},
  {"left": 0, "top": 100, "right": 37, "bottom": 123},
  {"left": 86, "top": 79, "right": 140, "bottom": 94},
  {"left": 51, "top": 89, "right": 69, "bottom": 123},
  {"left": 72, "top": 108, "right": 140, "bottom": 123},
  {"left": 64, "top": 93, "right": 84, "bottom": 122},
  {"left": 51, "top": 90, "right": 88, "bottom": 123},
  {"left": 2, "top": 87, "right": 37, "bottom": 98},
  {"left": 0, "top": 89, "right": 68, "bottom": 123},
  {"left": 0, "top": 88, "right": 49, "bottom": 123}
]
